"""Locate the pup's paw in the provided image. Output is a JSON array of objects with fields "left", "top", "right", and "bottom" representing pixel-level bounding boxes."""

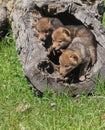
[{"left": 79, "top": 75, "right": 86, "bottom": 81}]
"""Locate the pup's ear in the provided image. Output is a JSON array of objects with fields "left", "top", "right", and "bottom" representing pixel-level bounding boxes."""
[{"left": 62, "top": 28, "right": 70, "bottom": 36}]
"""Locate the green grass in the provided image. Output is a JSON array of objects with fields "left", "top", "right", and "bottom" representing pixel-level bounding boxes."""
[
  {"left": 0, "top": 27, "right": 105, "bottom": 129},
  {"left": 102, "top": 0, "right": 105, "bottom": 26},
  {"left": 102, "top": 12, "right": 105, "bottom": 27}
]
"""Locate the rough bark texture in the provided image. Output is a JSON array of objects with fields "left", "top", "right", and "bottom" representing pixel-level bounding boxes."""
[
  {"left": 0, "top": 7, "right": 8, "bottom": 38},
  {"left": 11, "top": 0, "right": 105, "bottom": 96}
]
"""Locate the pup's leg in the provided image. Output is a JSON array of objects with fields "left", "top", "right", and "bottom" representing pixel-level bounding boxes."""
[
  {"left": 79, "top": 58, "right": 90, "bottom": 81},
  {"left": 89, "top": 45, "right": 97, "bottom": 65}
]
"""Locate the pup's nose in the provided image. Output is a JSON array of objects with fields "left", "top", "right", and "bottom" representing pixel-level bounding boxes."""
[
  {"left": 60, "top": 71, "right": 64, "bottom": 76},
  {"left": 40, "top": 37, "right": 46, "bottom": 41},
  {"left": 61, "top": 72, "right": 67, "bottom": 77},
  {"left": 60, "top": 72, "right": 63, "bottom": 75}
]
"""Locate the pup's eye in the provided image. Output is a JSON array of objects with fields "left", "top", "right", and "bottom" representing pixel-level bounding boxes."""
[
  {"left": 58, "top": 40, "right": 63, "bottom": 42},
  {"left": 65, "top": 64, "right": 68, "bottom": 67}
]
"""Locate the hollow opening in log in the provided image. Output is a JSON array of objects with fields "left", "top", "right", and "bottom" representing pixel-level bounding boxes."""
[
  {"left": 33, "top": 7, "right": 97, "bottom": 85},
  {"left": 54, "top": 13, "right": 83, "bottom": 25}
]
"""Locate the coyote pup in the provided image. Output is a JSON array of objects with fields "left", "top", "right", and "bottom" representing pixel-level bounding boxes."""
[
  {"left": 35, "top": 17, "right": 63, "bottom": 41},
  {"left": 59, "top": 37, "right": 95, "bottom": 81}
]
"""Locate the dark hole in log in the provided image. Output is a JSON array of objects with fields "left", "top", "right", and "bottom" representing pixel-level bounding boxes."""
[
  {"left": 54, "top": 12, "right": 83, "bottom": 25},
  {"left": 48, "top": 51, "right": 62, "bottom": 65},
  {"left": 97, "top": 1, "right": 105, "bottom": 16},
  {"left": 37, "top": 61, "right": 54, "bottom": 74}
]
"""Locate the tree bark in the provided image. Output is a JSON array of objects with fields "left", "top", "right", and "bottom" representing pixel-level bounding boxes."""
[{"left": 11, "top": 0, "right": 105, "bottom": 96}]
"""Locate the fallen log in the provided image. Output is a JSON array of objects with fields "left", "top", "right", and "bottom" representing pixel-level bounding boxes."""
[{"left": 11, "top": 0, "right": 105, "bottom": 96}]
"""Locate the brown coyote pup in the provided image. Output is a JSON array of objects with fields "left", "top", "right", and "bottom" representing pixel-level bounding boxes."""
[
  {"left": 51, "top": 25, "right": 97, "bottom": 65},
  {"left": 35, "top": 17, "right": 63, "bottom": 41},
  {"left": 59, "top": 37, "right": 96, "bottom": 81}
]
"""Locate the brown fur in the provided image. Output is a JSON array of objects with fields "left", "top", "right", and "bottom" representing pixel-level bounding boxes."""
[
  {"left": 51, "top": 27, "right": 72, "bottom": 50},
  {"left": 59, "top": 37, "right": 92, "bottom": 81},
  {"left": 51, "top": 25, "right": 97, "bottom": 65},
  {"left": 35, "top": 17, "right": 63, "bottom": 41}
]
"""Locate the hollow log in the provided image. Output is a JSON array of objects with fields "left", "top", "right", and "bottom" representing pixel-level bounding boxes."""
[{"left": 11, "top": 0, "right": 105, "bottom": 96}]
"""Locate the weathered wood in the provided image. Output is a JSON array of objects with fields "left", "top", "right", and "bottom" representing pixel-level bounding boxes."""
[{"left": 11, "top": 0, "right": 105, "bottom": 96}]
